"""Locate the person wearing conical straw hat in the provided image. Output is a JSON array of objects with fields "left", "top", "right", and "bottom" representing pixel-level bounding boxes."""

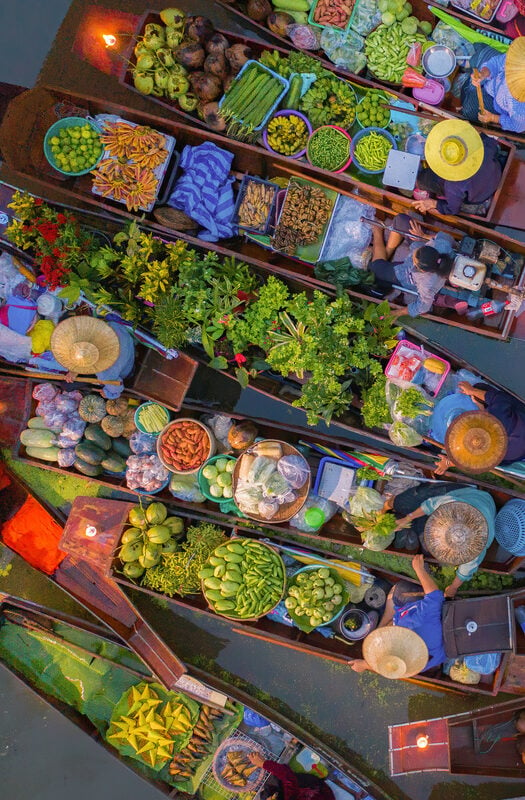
[
  {"left": 349, "top": 554, "right": 444, "bottom": 677},
  {"left": 50, "top": 316, "right": 135, "bottom": 398},
  {"left": 412, "top": 120, "right": 502, "bottom": 216},
  {"left": 460, "top": 39, "right": 525, "bottom": 133}
]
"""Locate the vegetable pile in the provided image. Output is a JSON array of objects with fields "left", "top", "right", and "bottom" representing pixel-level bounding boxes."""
[
  {"left": 299, "top": 75, "right": 356, "bottom": 128},
  {"left": 234, "top": 441, "right": 310, "bottom": 520},
  {"left": 272, "top": 180, "right": 333, "bottom": 254},
  {"left": 365, "top": 21, "right": 428, "bottom": 82},
  {"left": 158, "top": 419, "right": 212, "bottom": 472},
  {"left": 394, "top": 387, "right": 434, "bottom": 419},
  {"left": 307, "top": 126, "right": 350, "bottom": 171},
  {"left": 266, "top": 113, "right": 309, "bottom": 155},
  {"left": 142, "top": 521, "right": 227, "bottom": 597},
  {"left": 136, "top": 402, "right": 170, "bottom": 434},
  {"left": 200, "top": 538, "right": 285, "bottom": 618},
  {"left": 116, "top": 502, "right": 184, "bottom": 580},
  {"left": 107, "top": 682, "right": 197, "bottom": 770},
  {"left": 357, "top": 92, "right": 390, "bottom": 128},
  {"left": 236, "top": 178, "right": 277, "bottom": 231},
  {"left": 313, "top": 0, "right": 354, "bottom": 28},
  {"left": 285, "top": 567, "right": 348, "bottom": 631},
  {"left": 47, "top": 122, "right": 103, "bottom": 174},
  {"left": 353, "top": 130, "right": 393, "bottom": 172},
  {"left": 201, "top": 456, "right": 236, "bottom": 500}
]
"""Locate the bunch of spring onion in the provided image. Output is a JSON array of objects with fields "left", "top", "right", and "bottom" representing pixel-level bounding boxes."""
[{"left": 219, "top": 63, "right": 284, "bottom": 141}]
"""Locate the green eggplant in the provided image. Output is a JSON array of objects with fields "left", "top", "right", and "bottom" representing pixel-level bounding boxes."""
[
  {"left": 167, "top": 74, "right": 190, "bottom": 99},
  {"left": 166, "top": 26, "right": 184, "bottom": 49},
  {"left": 160, "top": 8, "right": 186, "bottom": 29},
  {"left": 134, "top": 41, "right": 151, "bottom": 58},
  {"left": 136, "top": 53, "right": 155, "bottom": 71},
  {"left": 154, "top": 68, "right": 170, "bottom": 89}
]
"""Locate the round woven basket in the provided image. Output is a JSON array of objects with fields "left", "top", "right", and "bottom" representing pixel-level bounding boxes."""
[
  {"left": 212, "top": 737, "right": 266, "bottom": 794},
  {"left": 232, "top": 439, "right": 310, "bottom": 523}
]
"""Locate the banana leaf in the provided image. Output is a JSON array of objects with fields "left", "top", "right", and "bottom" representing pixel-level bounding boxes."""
[{"left": 429, "top": 7, "right": 510, "bottom": 53}]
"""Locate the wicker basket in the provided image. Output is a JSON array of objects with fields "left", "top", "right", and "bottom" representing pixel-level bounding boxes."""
[
  {"left": 212, "top": 737, "right": 266, "bottom": 794},
  {"left": 232, "top": 439, "right": 310, "bottom": 523}
]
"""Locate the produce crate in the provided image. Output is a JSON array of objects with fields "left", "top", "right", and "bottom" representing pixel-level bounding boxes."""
[
  {"left": 384, "top": 339, "right": 450, "bottom": 396},
  {"left": 91, "top": 113, "right": 177, "bottom": 212},
  {"left": 313, "top": 456, "right": 358, "bottom": 509},
  {"left": 233, "top": 175, "right": 279, "bottom": 234},
  {"left": 308, "top": 0, "right": 358, "bottom": 32},
  {"left": 271, "top": 177, "right": 338, "bottom": 264},
  {"left": 450, "top": 0, "right": 502, "bottom": 22},
  {"left": 218, "top": 60, "right": 289, "bottom": 133}
]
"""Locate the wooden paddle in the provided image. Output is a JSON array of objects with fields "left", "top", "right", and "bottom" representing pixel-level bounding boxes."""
[
  {"left": 0, "top": 365, "right": 120, "bottom": 385},
  {"left": 473, "top": 68, "right": 487, "bottom": 125}
]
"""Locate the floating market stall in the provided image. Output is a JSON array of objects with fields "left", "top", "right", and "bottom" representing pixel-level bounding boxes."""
[{"left": 0, "top": 595, "right": 392, "bottom": 800}]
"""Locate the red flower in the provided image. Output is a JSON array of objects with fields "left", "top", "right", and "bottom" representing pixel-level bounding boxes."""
[
  {"left": 233, "top": 353, "right": 247, "bottom": 366},
  {"left": 236, "top": 290, "right": 250, "bottom": 301},
  {"left": 34, "top": 199, "right": 43, "bottom": 206},
  {"left": 57, "top": 213, "right": 67, "bottom": 224}
]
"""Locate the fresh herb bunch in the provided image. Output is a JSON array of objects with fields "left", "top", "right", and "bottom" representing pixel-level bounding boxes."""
[
  {"left": 259, "top": 49, "right": 328, "bottom": 79},
  {"left": 395, "top": 387, "right": 434, "bottom": 419},
  {"left": 299, "top": 76, "right": 356, "bottom": 129},
  {"left": 361, "top": 375, "right": 392, "bottom": 429},
  {"left": 351, "top": 510, "right": 398, "bottom": 538},
  {"left": 356, "top": 466, "right": 379, "bottom": 482},
  {"left": 142, "top": 522, "right": 226, "bottom": 597}
]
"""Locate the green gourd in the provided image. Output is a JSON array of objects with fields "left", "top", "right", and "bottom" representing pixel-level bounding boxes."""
[
  {"left": 20, "top": 429, "right": 57, "bottom": 448},
  {"left": 84, "top": 424, "right": 112, "bottom": 451},
  {"left": 25, "top": 445, "right": 60, "bottom": 462},
  {"left": 101, "top": 452, "right": 127, "bottom": 473},
  {"left": 75, "top": 442, "right": 105, "bottom": 465}
]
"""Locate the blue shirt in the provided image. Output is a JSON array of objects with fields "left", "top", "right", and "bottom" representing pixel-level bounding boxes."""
[
  {"left": 421, "top": 487, "right": 496, "bottom": 582},
  {"left": 393, "top": 589, "right": 446, "bottom": 670},
  {"left": 484, "top": 387, "right": 525, "bottom": 464},
  {"left": 482, "top": 53, "right": 525, "bottom": 134},
  {"left": 97, "top": 321, "right": 135, "bottom": 398},
  {"left": 393, "top": 231, "right": 455, "bottom": 317}
]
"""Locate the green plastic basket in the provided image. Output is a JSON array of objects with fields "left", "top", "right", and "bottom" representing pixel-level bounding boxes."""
[
  {"left": 198, "top": 454, "right": 241, "bottom": 515},
  {"left": 134, "top": 401, "right": 170, "bottom": 436},
  {"left": 43, "top": 116, "right": 104, "bottom": 176}
]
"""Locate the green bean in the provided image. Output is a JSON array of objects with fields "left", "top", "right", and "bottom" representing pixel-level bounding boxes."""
[{"left": 354, "top": 131, "right": 393, "bottom": 171}]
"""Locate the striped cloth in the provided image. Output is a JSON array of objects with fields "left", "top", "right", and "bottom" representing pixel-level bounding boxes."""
[{"left": 168, "top": 142, "right": 238, "bottom": 242}]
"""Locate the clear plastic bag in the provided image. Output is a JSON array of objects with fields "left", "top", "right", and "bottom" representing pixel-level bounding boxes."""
[
  {"left": 57, "top": 448, "right": 76, "bottom": 467},
  {"left": 320, "top": 28, "right": 367, "bottom": 72},
  {"left": 169, "top": 472, "right": 206, "bottom": 503},
  {"left": 288, "top": 24, "right": 321, "bottom": 50},
  {"left": 32, "top": 383, "right": 58, "bottom": 402},
  {"left": 42, "top": 410, "right": 68, "bottom": 430},
  {"left": 348, "top": 486, "right": 384, "bottom": 517},
  {"left": 320, "top": 196, "right": 375, "bottom": 262},
  {"left": 290, "top": 493, "right": 338, "bottom": 532},
  {"left": 62, "top": 415, "right": 86, "bottom": 438},
  {"left": 35, "top": 400, "right": 56, "bottom": 418},
  {"left": 264, "top": 471, "right": 291, "bottom": 498},
  {"left": 55, "top": 395, "right": 80, "bottom": 414},
  {"left": 277, "top": 454, "right": 309, "bottom": 489},
  {"left": 258, "top": 499, "right": 280, "bottom": 519},
  {"left": 388, "top": 421, "right": 423, "bottom": 447},
  {"left": 129, "top": 431, "right": 157, "bottom": 454},
  {"left": 361, "top": 530, "right": 396, "bottom": 551},
  {"left": 392, "top": 386, "right": 433, "bottom": 435},
  {"left": 350, "top": 0, "right": 382, "bottom": 35}
]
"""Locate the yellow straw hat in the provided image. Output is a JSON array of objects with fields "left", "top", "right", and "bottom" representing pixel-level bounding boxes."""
[
  {"left": 424, "top": 500, "right": 488, "bottom": 565},
  {"left": 505, "top": 37, "right": 525, "bottom": 102},
  {"left": 445, "top": 411, "right": 508, "bottom": 473},
  {"left": 362, "top": 627, "right": 428, "bottom": 679},
  {"left": 51, "top": 317, "right": 119, "bottom": 374},
  {"left": 424, "top": 120, "right": 484, "bottom": 182}
]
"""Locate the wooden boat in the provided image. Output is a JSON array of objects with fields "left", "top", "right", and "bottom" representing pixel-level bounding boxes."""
[
  {"left": 212, "top": 1, "right": 525, "bottom": 148},
  {"left": 0, "top": 595, "right": 395, "bottom": 800},
  {"left": 2, "top": 90, "right": 525, "bottom": 343},
  {"left": 388, "top": 696, "right": 525, "bottom": 778},
  {"left": 7, "top": 369, "right": 525, "bottom": 574},
  {"left": 57, "top": 494, "right": 524, "bottom": 698}
]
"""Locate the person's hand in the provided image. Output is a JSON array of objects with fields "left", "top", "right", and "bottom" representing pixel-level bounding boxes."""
[
  {"left": 478, "top": 110, "right": 499, "bottom": 125},
  {"left": 348, "top": 659, "right": 369, "bottom": 673},
  {"left": 432, "top": 454, "right": 452, "bottom": 476},
  {"left": 64, "top": 371, "right": 77, "bottom": 383},
  {"left": 408, "top": 220, "right": 426, "bottom": 239},
  {"left": 412, "top": 198, "right": 438, "bottom": 213},
  {"left": 394, "top": 515, "right": 411, "bottom": 532},
  {"left": 390, "top": 306, "right": 408, "bottom": 319},
  {"left": 471, "top": 67, "right": 490, "bottom": 87},
  {"left": 412, "top": 553, "right": 426, "bottom": 576},
  {"left": 248, "top": 752, "right": 265, "bottom": 768},
  {"left": 444, "top": 583, "right": 458, "bottom": 599},
  {"left": 458, "top": 381, "right": 474, "bottom": 396}
]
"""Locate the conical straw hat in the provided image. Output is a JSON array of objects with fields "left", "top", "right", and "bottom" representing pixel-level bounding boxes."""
[
  {"left": 424, "top": 501, "right": 488, "bottom": 565},
  {"left": 505, "top": 38, "right": 525, "bottom": 102},
  {"left": 51, "top": 317, "right": 119, "bottom": 373},
  {"left": 424, "top": 119, "right": 484, "bottom": 182},
  {"left": 362, "top": 626, "right": 428, "bottom": 679},
  {"left": 445, "top": 411, "right": 508, "bottom": 473}
]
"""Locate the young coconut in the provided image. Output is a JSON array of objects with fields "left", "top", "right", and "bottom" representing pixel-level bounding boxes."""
[
  {"left": 160, "top": 7, "right": 186, "bottom": 29},
  {"left": 203, "top": 52, "right": 227, "bottom": 79},
  {"left": 185, "top": 16, "right": 214, "bottom": 43},
  {"left": 175, "top": 42, "right": 205, "bottom": 70},
  {"left": 225, "top": 44, "right": 251, "bottom": 74},
  {"left": 247, "top": 0, "right": 272, "bottom": 21},
  {"left": 205, "top": 32, "right": 230, "bottom": 55},
  {"left": 190, "top": 72, "right": 223, "bottom": 102}
]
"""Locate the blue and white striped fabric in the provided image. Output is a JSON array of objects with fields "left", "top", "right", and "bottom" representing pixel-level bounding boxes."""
[{"left": 168, "top": 142, "right": 238, "bottom": 242}]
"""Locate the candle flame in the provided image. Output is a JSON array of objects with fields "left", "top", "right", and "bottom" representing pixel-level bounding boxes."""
[
  {"left": 416, "top": 735, "right": 429, "bottom": 749},
  {"left": 103, "top": 34, "right": 117, "bottom": 47}
]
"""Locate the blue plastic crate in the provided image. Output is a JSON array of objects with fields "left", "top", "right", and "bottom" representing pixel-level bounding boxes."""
[{"left": 218, "top": 60, "right": 289, "bottom": 133}]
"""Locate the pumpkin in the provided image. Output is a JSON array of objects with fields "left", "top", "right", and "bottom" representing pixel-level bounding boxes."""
[
  {"left": 121, "top": 408, "right": 137, "bottom": 437},
  {"left": 101, "top": 414, "right": 124, "bottom": 438},
  {"left": 79, "top": 394, "right": 106, "bottom": 423},
  {"left": 105, "top": 397, "right": 129, "bottom": 416}
]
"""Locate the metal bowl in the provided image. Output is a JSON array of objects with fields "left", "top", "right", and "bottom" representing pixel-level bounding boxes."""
[{"left": 422, "top": 45, "right": 456, "bottom": 79}]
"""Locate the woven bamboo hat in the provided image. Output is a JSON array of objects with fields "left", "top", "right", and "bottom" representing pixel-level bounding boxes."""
[
  {"left": 444, "top": 411, "right": 508, "bottom": 473},
  {"left": 505, "top": 38, "right": 525, "bottom": 102},
  {"left": 424, "top": 500, "right": 488, "bottom": 565},
  {"left": 363, "top": 627, "right": 428, "bottom": 679},
  {"left": 51, "top": 317, "right": 119, "bottom": 373},
  {"left": 425, "top": 120, "right": 484, "bottom": 182}
]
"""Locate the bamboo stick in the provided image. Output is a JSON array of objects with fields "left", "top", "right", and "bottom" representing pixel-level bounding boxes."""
[{"left": 0, "top": 365, "right": 120, "bottom": 385}]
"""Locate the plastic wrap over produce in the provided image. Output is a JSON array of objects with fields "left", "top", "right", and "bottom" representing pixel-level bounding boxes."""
[
  {"left": 320, "top": 28, "right": 367, "bottom": 72},
  {"left": 431, "top": 21, "right": 474, "bottom": 57},
  {"left": 350, "top": 0, "right": 383, "bottom": 35},
  {"left": 320, "top": 196, "right": 375, "bottom": 265}
]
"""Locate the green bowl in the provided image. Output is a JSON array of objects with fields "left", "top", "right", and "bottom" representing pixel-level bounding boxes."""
[
  {"left": 285, "top": 564, "right": 349, "bottom": 633},
  {"left": 43, "top": 116, "right": 104, "bottom": 176},
  {"left": 198, "top": 454, "right": 237, "bottom": 504},
  {"left": 134, "top": 401, "right": 170, "bottom": 436}
]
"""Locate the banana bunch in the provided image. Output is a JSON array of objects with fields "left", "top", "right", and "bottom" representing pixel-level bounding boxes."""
[
  {"left": 107, "top": 683, "right": 193, "bottom": 769},
  {"left": 169, "top": 704, "right": 223, "bottom": 779},
  {"left": 221, "top": 750, "right": 260, "bottom": 787},
  {"left": 237, "top": 180, "right": 276, "bottom": 231},
  {"left": 267, "top": 114, "right": 309, "bottom": 156}
]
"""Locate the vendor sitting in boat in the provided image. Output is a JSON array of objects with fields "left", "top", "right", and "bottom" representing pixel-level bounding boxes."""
[
  {"left": 368, "top": 213, "right": 465, "bottom": 318},
  {"left": 348, "top": 554, "right": 444, "bottom": 677},
  {"left": 386, "top": 485, "right": 495, "bottom": 597},
  {"left": 459, "top": 39, "right": 525, "bottom": 133},
  {"left": 247, "top": 752, "right": 335, "bottom": 800},
  {"left": 431, "top": 386, "right": 525, "bottom": 472},
  {"left": 412, "top": 120, "right": 502, "bottom": 217}
]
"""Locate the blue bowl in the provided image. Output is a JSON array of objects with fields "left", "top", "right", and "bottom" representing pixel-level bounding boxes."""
[{"left": 350, "top": 127, "right": 397, "bottom": 175}]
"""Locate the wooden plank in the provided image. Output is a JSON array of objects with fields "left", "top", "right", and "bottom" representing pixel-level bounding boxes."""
[
  {"left": 130, "top": 347, "right": 197, "bottom": 411},
  {"left": 492, "top": 158, "right": 525, "bottom": 230},
  {"left": 502, "top": 653, "right": 525, "bottom": 694}
]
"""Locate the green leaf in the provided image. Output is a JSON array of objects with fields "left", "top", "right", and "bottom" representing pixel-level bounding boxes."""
[
  {"left": 208, "top": 356, "right": 228, "bottom": 370},
  {"left": 58, "top": 284, "right": 81, "bottom": 303},
  {"left": 200, "top": 327, "right": 215, "bottom": 359},
  {"left": 251, "top": 358, "right": 270, "bottom": 371},
  {"left": 235, "top": 367, "right": 250, "bottom": 389}
]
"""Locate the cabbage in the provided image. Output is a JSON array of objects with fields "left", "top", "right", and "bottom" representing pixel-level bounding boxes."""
[
  {"left": 389, "top": 421, "right": 423, "bottom": 447},
  {"left": 349, "top": 486, "right": 384, "bottom": 517}
]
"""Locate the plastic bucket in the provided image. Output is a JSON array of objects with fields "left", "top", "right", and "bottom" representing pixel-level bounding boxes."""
[
  {"left": 356, "top": 92, "right": 392, "bottom": 129},
  {"left": 134, "top": 401, "right": 170, "bottom": 436},
  {"left": 263, "top": 110, "right": 312, "bottom": 159},
  {"left": 350, "top": 126, "right": 396, "bottom": 175}
]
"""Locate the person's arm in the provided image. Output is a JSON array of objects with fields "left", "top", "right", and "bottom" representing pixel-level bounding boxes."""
[
  {"left": 348, "top": 659, "right": 370, "bottom": 673},
  {"left": 394, "top": 506, "right": 426, "bottom": 531},
  {"left": 458, "top": 381, "right": 487, "bottom": 402},
  {"left": 253, "top": 757, "right": 299, "bottom": 785},
  {"left": 436, "top": 183, "right": 464, "bottom": 216},
  {"left": 412, "top": 553, "right": 439, "bottom": 595},
  {"left": 444, "top": 574, "right": 463, "bottom": 598}
]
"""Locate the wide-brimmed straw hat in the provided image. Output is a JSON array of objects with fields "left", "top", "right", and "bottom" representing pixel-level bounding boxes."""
[
  {"left": 505, "top": 38, "right": 525, "bottom": 102},
  {"left": 425, "top": 120, "right": 484, "bottom": 182},
  {"left": 362, "top": 626, "right": 428, "bottom": 679},
  {"left": 51, "top": 317, "right": 119, "bottom": 373},
  {"left": 424, "top": 500, "right": 488, "bottom": 565},
  {"left": 445, "top": 411, "right": 508, "bottom": 473}
]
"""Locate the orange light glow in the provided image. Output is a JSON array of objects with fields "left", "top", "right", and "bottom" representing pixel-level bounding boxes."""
[
  {"left": 103, "top": 34, "right": 117, "bottom": 47},
  {"left": 416, "top": 735, "right": 429, "bottom": 749}
]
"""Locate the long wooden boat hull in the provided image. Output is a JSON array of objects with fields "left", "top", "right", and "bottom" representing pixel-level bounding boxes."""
[
  {"left": 7, "top": 373, "right": 525, "bottom": 575},
  {"left": 388, "top": 696, "right": 525, "bottom": 778},
  {"left": 0, "top": 594, "right": 392, "bottom": 800}
]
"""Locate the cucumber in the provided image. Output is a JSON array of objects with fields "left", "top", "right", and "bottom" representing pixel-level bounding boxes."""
[
  {"left": 284, "top": 74, "right": 303, "bottom": 110},
  {"left": 27, "top": 417, "right": 53, "bottom": 430},
  {"left": 74, "top": 457, "right": 103, "bottom": 477}
]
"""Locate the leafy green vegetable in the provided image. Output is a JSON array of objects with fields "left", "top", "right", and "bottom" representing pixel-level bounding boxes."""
[
  {"left": 395, "top": 387, "right": 434, "bottom": 419},
  {"left": 361, "top": 375, "right": 392, "bottom": 429}
]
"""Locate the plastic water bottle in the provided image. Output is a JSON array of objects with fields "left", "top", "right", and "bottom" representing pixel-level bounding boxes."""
[
  {"left": 466, "top": 299, "right": 510, "bottom": 320},
  {"left": 515, "top": 606, "right": 525, "bottom": 635}
]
